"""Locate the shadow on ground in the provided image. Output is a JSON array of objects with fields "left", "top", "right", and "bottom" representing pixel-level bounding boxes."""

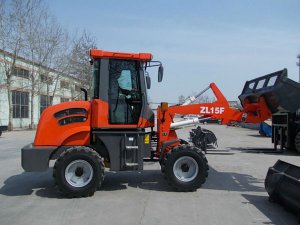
[
  {"left": 205, "top": 149, "right": 235, "bottom": 155},
  {"left": 247, "top": 134, "right": 271, "bottom": 138},
  {"left": 0, "top": 164, "right": 268, "bottom": 198},
  {"left": 0, "top": 170, "right": 64, "bottom": 198},
  {"left": 0, "top": 168, "right": 174, "bottom": 198},
  {"left": 229, "top": 147, "right": 300, "bottom": 156},
  {"left": 202, "top": 167, "right": 265, "bottom": 192},
  {"left": 242, "top": 194, "right": 299, "bottom": 225},
  {"left": 100, "top": 170, "right": 172, "bottom": 192}
]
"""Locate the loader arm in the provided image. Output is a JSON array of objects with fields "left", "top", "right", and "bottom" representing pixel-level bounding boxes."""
[
  {"left": 156, "top": 100, "right": 240, "bottom": 157},
  {"left": 155, "top": 82, "right": 272, "bottom": 157}
]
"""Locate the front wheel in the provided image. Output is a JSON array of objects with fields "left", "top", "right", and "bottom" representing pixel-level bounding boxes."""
[
  {"left": 164, "top": 145, "right": 208, "bottom": 191},
  {"left": 53, "top": 146, "right": 104, "bottom": 198}
]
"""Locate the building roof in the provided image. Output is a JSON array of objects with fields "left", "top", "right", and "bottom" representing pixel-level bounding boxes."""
[{"left": 0, "top": 49, "right": 83, "bottom": 82}]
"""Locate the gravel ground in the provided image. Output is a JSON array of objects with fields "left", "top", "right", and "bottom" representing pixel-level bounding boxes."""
[{"left": 0, "top": 124, "right": 299, "bottom": 225}]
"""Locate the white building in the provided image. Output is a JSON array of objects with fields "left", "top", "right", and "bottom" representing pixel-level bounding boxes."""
[{"left": 0, "top": 49, "right": 84, "bottom": 129}]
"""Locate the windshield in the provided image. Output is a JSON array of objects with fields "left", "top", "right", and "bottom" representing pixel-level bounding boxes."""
[{"left": 108, "top": 59, "right": 142, "bottom": 124}]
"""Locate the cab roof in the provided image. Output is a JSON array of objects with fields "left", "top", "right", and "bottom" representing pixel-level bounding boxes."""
[{"left": 89, "top": 49, "right": 153, "bottom": 61}]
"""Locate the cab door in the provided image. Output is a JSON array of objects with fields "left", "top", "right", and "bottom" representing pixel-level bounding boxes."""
[{"left": 108, "top": 59, "right": 142, "bottom": 125}]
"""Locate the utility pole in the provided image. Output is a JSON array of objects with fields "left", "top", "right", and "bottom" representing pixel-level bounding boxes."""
[{"left": 297, "top": 54, "right": 300, "bottom": 82}]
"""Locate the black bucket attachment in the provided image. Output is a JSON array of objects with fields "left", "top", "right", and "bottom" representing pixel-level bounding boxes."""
[
  {"left": 189, "top": 126, "right": 218, "bottom": 153},
  {"left": 265, "top": 160, "right": 300, "bottom": 215},
  {"left": 0, "top": 125, "right": 8, "bottom": 136},
  {"left": 239, "top": 69, "right": 300, "bottom": 114}
]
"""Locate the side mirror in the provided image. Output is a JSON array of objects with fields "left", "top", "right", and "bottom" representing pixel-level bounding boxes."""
[
  {"left": 158, "top": 65, "right": 164, "bottom": 82},
  {"left": 146, "top": 76, "right": 151, "bottom": 89}
]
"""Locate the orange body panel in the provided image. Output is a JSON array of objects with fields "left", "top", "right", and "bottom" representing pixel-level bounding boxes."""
[
  {"left": 90, "top": 99, "right": 136, "bottom": 128},
  {"left": 34, "top": 101, "right": 91, "bottom": 146},
  {"left": 89, "top": 49, "right": 152, "bottom": 61},
  {"left": 91, "top": 99, "right": 154, "bottom": 129},
  {"left": 209, "top": 82, "right": 228, "bottom": 103},
  {"left": 138, "top": 117, "right": 155, "bottom": 128},
  {"left": 34, "top": 99, "right": 154, "bottom": 147},
  {"left": 241, "top": 96, "right": 272, "bottom": 123}
]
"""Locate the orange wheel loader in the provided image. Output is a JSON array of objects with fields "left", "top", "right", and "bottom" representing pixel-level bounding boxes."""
[{"left": 21, "top": 49, "right": 270, "bottom": 197}]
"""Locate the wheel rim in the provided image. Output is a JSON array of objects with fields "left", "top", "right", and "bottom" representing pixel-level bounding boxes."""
[
  {"left": 173, "top": 156, "right": 199, "bottom": 182},
  {"left": 65, "top": 160, "right": 93, "bottom": 188}
]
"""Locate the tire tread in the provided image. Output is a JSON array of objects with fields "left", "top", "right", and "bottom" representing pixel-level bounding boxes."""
[
  {"left": 164, "top": 144, "right": 208, "bottom": 191},
  {"left": 295, "top": 132, "right": 300, "bottom": 153},
  {"left": 53, "top": 146, "right": 104, "bottom": 198}
]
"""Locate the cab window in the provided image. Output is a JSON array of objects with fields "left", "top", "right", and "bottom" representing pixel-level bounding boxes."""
[{"left": 109, "top": 59, "right": 142, "bottom": 124}]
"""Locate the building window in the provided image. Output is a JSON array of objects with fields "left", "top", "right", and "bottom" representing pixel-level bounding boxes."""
[
  {"left": 60, "top": 80, "right": 69, "bottom": 89},
  {"left": 12, "top": 67, "right": 30, "bottom": 79},
  {"left": 40, "top": 95, "right": 53, "bottom": 114},
  {"left": 40, "top": 74, "right": 53, "bottom": 84},
  {"left": 61, "top": 97, "right": 69, "bottom": 103},
  {"left": 12, "top": 91, "right": 29, "bottom": 118}
]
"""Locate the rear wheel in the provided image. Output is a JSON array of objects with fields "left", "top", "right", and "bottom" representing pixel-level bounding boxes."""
[
  {"left": 53, "top": 146, "right": 104, "bottom": 197},
  {"left": 160, "top": 163, "right": 166, "bottom": 173},
  {"left": 164, "top": 145, "right": 208, "bottom": 191},
  {"left": 294, "top": 132, "right": 300, "bottom": 153}
]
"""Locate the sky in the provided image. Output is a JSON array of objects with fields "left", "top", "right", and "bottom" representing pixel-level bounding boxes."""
[{"left": 47, "top": 0, "right": 300, "bottom": 103}]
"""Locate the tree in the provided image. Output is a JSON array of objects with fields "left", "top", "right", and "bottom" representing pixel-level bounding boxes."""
[
  {"left": 178, "top": 94, "right": 185, "bottom": 104},
  {"left": 22, "top": 0, "right": 69, "bottom": 128},
  {"left": 0, "top": 0, "right": 97, "bottom": 130},
  {"left": 197, "top": 95, "right": 216, "bottom": 103},
  {"left": 0, "top": 0, "right": 29, "bottom": 130},
  {"left": 0, "top": 0, "right": 72, "bottom": 129},
  {"left": 68, "top": 30, "right": 97, "bottom": 95}
]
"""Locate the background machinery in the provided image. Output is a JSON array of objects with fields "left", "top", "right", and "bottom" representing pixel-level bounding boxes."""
[
  {"left": 238, "top": 68, "right": 300, "bottom": 215},
  {"left": 238, "top": 68, "right": 300, "bottom": 152},
  {"left": 0, "top": 125, "right": 8, "bottom": 136},
  {"left": 190, "top": 68, "right": 300, "bottom": 154}
]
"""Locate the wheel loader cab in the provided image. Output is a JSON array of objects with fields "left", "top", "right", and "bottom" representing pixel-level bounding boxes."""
[
  {"left": 91, "top": 58, "right": 145, "bottom": 126},
  {"left": 89, "top": 50, "right": 155, "bottom": 129}
]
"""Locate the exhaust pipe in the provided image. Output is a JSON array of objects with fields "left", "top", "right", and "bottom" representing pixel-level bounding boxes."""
[{"left": 265, "top": 160, "right": 300, "bottom": 215}]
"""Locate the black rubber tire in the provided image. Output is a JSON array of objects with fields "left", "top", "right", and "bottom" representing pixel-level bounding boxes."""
[
  {"left": 160, "top": 163, "right": 166, "bottom": 173},
  {"left": 164, "top": 145, "right": 208, "bottom": 191},
  {"left": 265, "top": 174, "right": 280, "bottom": 203},
  {"left": 0, "top": 130, "right": 2, "bottom": 136},
  {"left": 294, "top": 132, "right": 300, "bottom": 153},
  {"left": 53, "top": 146, "right": 104, "bottom": 198}
]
